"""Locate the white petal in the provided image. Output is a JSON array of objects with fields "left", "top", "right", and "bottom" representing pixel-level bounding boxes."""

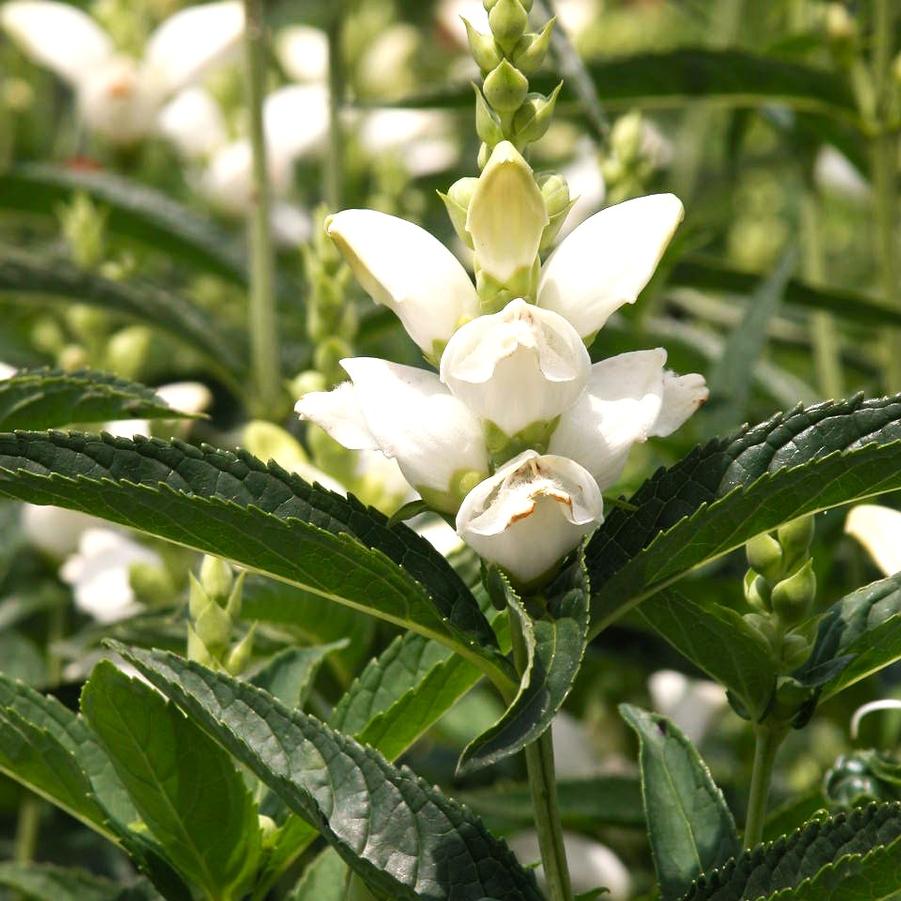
[
  {"left": 411, "top": 515, "right": 465, "bottom": 556},
  {"left": 200, "top": 140, "right": 254, "bottom": 215},
  {"left": 440, "top": 298, "right": 590, "bottom": 437},
  {"left": 342, "top": 358, "right": 489, "bottom": 499},
  {"left": 21, "top": 504, "right": 99, "bottom": 558},
  {"left": 144, "top": 0, "right": 243, "bottom": 95},
  {"left": 557, "top": 139, "right": 606, "bottom": 238},
  {"left": 154, "top": 381, "right": 212, "bottom": 416},
  {"left": 549, "top": 349, "right": 666, "bottom": 490},
  {"left": 1, "top": 1, "right": 112, "bottom": 85},
  {"left": 264, "top": 84, "right": 329, "bottom": 169},
  {"left": 105, "top": 418, "right": 151, "bottom": 439},
  {"left": 552, "top": 711, "right": 601, "bottom": 779},
  {"left": 295, "top": 381, "right": 378, "bottom": 451},
  {"left": 651, "top": 371, "right": 708, "bottom": 437},
  {"left": 157, "top": 87, "right": 227, "bottom": 159},
  {"left": 0, "top": 362, "right": 16, "bottom": 380},
  {"left": 359, "top": 108, "right": 458, "bottom": 176},
  {"left": 648, "top": 669, "right": 725, "bottom": 745},
  {"left": 270, "top": 202, "right": 312, "bottom": 246},
  {"left": 456, "top": 451, "right": 602, "bottom": 584},
  {"left": 538, "top": 193, "right": 684, "bottom": 338},
  {"left": 327, "top": 210, "right": 479, "bottom": 355},
  {"left": 276, "top": 25, "right": 328, "bottom": 83},
  {"left": 845, "top": 504, "right": 901, "bottom": 576}
]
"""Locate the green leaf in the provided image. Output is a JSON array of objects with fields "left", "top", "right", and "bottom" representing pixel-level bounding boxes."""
[
  {"left": 0, "top": 862, "right": 158, "bottom": 901},
  {"left": 0, "top": 432, "right": 512, "bottom": 689},
  {"left": 588, "top": 394, "right": 901, "bottom": 636},
  {"left": 0, "top": 165, "right": 248, "bottom": 285},
  {"left": 251, "top": 642, "right": 348, "bottom": 709},
  {"left": 0, "top": 369, "right": 196, "bottom": 431},
  {"left": 621, "top": 704, "right": 740, "bottom": 901},
  {"left": 289, "top": 849, "right": 352, "bottom": 901},
  {"left": 81, "top": 661, "right": 262, "bottom": 898},
  {"left": 681, "top": 802, "right": 901, "bottom": 901},
  {"left": 795, "top": 572, "right": 901, "bottom": 700},
  {"left": 458, "top": 559, "right": 590, "bottom": 775},
  {"left": 0, "top": 629, "right": 46, "bottom": 686},
  {"left": 115, "top": 645, "right": 544, "bottom": 901},
  {"left": 0, "top": 247, "right": 246, "bottom": 385},
  {"left": 635, "top": 589, "right": 776, "bottom": 720}
]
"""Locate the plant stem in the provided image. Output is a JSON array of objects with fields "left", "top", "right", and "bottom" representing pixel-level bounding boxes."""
[
  {"left": 243, "top": 0, "right": 280, "bottom": 417},
  {"left": 325, "top": 5, "right": 346, "bottom": 211},
  {"left": 509, "top": 609, "right": 572, "bottom": 901},
  {"left": 14, "top": 793, "right": 41, "bottom": 863},
  {"left": 744, "top": 725, "right": 784, "bottom": 848}
]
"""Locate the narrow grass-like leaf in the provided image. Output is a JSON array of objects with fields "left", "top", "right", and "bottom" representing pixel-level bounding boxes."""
[
  {"left": 0, "top": 369, "right": 195, "bottom": 431},
  {"left": 115, "top": 645, "right": 543, "bottom": 901},
  {"left": 621, "top": 705, "right": 740, "bottom": 901}
]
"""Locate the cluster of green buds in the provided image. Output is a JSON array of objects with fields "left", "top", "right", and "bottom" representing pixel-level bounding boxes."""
[
  {"left": 187, "top": 555, "right": 254, "bottom": 675},
  {"left": 824, "top": 750, "right": 901, "bottom": 810},
  {"left": 743, "top": 515, "right": 818, "bottom": 672},
  {"left": 57, "top": 193, "right": 108, "bottom": 271},
  {"left": 601, "top": 111, "right": 659, "bottom": 205}
]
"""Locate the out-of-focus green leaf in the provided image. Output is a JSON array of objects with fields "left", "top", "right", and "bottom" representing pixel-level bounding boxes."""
[
  {"left": 289, "top": 849, "right": 351, "bottom": 901},
  {"left": 251, "top": 642, "right": 347, "bottom": 709},
  {"left": 0, "top": 863, "right": 158, "bottom": 901}
]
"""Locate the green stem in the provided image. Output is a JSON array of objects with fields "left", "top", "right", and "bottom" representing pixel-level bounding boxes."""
[
  {"left": 744, "top": 725, "right": 784, "bottom": 848},
  {"left": 509, "top": 610, "right": 572, "bottom": 901},
  {"left": 242, "top": 0, "right": 280, "bottom": 417},
  {"left": 325, "top": 6, "right": 346, "bottom": 211},
  {"left": 14, "top": 793, "right": 41, "bottom": 863}
]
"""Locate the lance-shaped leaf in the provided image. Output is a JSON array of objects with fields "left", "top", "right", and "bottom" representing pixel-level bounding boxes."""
[
  {"left": 289, "top": 849, "right": 352, "bottom": 901},
  {"left": 0, "top": 863, "right": 157, "bottom": 901},
  {"left": 81, "top": 661, "right": 262, "bottom": 899},
  {"left": 588, "top": 394, "right": 901, "bottom": 635},
  {"left": 634, "top": 589, "right": 775, "bottom": 721},
  {"left": 794, "top": 572, "right": 901, "bottom": 700},
  {"left": 0, "top": 369, "right": 197, "bottom": 431},
  {"left": 621, "top": 705, "right": 739, "bottom": 901},
  {"left": 0, "top": 432, "right": 512, "bottom": 689},
  {"left": 251, "top": 642, "right": 348, "bottom": 709},
  {"left": 681, "top": 802, "right": 901, "bottom": 901},
  {"left": 114, "top": 644, "right": 544, "bottom": 901},
  {"left": 457, "top": 558, "right": 590, "bottom": 775}
]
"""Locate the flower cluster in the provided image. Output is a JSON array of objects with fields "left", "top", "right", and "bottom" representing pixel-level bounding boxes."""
[{"left": 297, "top": 135, "right": 707, "bottom": 586}]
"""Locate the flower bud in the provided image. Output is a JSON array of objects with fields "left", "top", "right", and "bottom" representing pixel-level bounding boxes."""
[
  {"left": 742, "top": 611, "right": 780, "bottom": 648},
  {"left": 314, "top": 336, "right": 354, "bottom": 385},
  {"left": 463, "top": 18, "right": 501, "bottom": 73},
  {"left": 743, "top": 570, "right": 771, "bottom": 612},
  {"left": 512, "top": 84, "right": 562, "bottom": 146},
  {"left": 290, "top": 369, "right": 328, "bottom": 398},
  {"left": 483, "top": 59, "right": 529, "bottom": 114},
  {"left": 105, "top": 325, "right": 153, "bottom": 380},
  {"left": 780, "top": 632, "right": 813, "bottom": 670},
  {"left": 511, "top": 19, "right": 555, "bottom": 75},
  {"left": 473, "top": 83, "right": 505, "bottom": 146},
  {"left": 456, "top": 450, "right": 603, "bottom": 586},
  {"left": 200, "top": 554, "right": 234, "bottom": 605},
  {"left": 777, "top": 515, "right": 815, "bottom": 570},
  {"left": 611, "top": 111, "right": 644, "bottom": 165},
  {"left": 825, "top": 3, "right": 857, "bottom": 43},
  {"left": 746, "top": 532, "right": 783, "bottom": 582},
  {"left": 225, "top": 623, "right": 255, "bottom": 675},
  {"left": 440, "top": 176, "right": 479, "bottom": 248},
  {"left": 487, "top": 0, "right": 529, "bottom": 54},
  {"left": 771, "top": 558, "right": 816, "bottom": 626},
  {"left": 538, "top": 171, "right": 575, "bottom": 253}
]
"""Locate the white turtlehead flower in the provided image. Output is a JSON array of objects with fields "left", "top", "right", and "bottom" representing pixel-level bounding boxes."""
[
  {"left": 296, "top": 360, "right": 489, "bottom": 512},
  {"left": 508, "top": 831, "right": 631, "bottom": 900},
  {"left": 440, "top": 298, "right": 590, "bottom": 437},
  {"left": 1, "top": 0, "right": 243, "bottom": 145},
  {"left": 845, "top": 504, "right": 901, "bottom": 575},
  {"left": 276, "top": 25, "right": 329, "bottom": 84},
  {"left": 156, "top": 86, "right": 227, "bottom": 160},
  {"left": 21, "top": 504, "right": 99, "bottom": 558},
  {"left": 549, "top": 350, "right": 708, "bottom": 490},
  {"left": 538, "top": 193, "right": 685, "bottom": 339},
  {"left": 61, "top": 528, "right": 162, "bottom": 623},
  {"left": 467, "top": 142, "right": 548, "bottom": 288},
  {"left": 154, "top": 381, "right": 213, "bottom": 417},
  {"left": 456, "top": 450, "right": 603, "bottom": 584},
  {"left": 326, "top": 210, "right": 480, "bottom": 356},
  {"left": 649, "top": 669, "right": 726, "bottom": 745}
]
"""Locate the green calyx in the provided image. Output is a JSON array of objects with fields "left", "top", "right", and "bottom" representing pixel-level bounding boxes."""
[
  {"left": 418, "top": 469, "right": 487, "bottom": 514},
  {"left": 476, "top": 259, "right": 541, "bottom": 311},
  {"left": 484, "top": 417, "right": 560, "bottom": 466}
]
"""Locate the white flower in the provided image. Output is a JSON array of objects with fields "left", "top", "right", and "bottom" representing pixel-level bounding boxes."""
[
  {"left": 296, "top": 359, "right": 489, "bottom": 511},
  {"left": 276, "top": 25, "right": 328, "bottom": 84},
  {"left": 2, "top": 1, "right": 243, "bottom": 145},
  {"left": 558, "top": 139, "right": 606, "bottom": 239},
  {"left": 845, "top": 504, "right": 901, "bottom": 575},
  {"left": 551, "top": 710, "right": 602, "bottom": 779},
  {"left": 440, "top": 298, "right": 590, "bottom": 437},
  {"left": 20, "top": 504, "right": 99, "bottom": 558},
  {"left": 0, "top": 362, "right": 17, "bottom": 380},
  {"left": 467, "top": 142, "right": 548, "bottom": 289},
  {"left": 508, "top": 831, "right": 631, "bottom": 900},
  {"left": 156, "top": 86, "right": 228, "bottom": 160},
  {"left": 105, "top": 380, "right": 213, "bottom": 439},
  {"left": 359, "top": 108, "right": 459, "bottom": 177},
  {"left": 326, "top": 209, "right": 480, "bottom": 356},
  {"left": 548, "top": 350, "right": 708, "bottom": 490},
  {"left": 60, "top": 528, "right": 162, "bottom": 623},
  {"left": 456, "top": 450, "right": 602, "bottom": 584},
  {"left": 649, "top": 669, "right": 726, "bottom": 745},
  {"left": 814, "top": 146, "right": 869, "bottom": 202},
  {"left": 538, "top": 193, "right": 685, "bottom": 339}
]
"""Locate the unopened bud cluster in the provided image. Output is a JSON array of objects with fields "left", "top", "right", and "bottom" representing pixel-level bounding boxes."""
[
  {"left": 187, "top": 555, "right": 254, "bottom": 674},
  {"left": 824, "top": 750, "right": 901, "bottom": 811},
  {"left": 743, "top": 516, "right": 817, "bottom": 672}
]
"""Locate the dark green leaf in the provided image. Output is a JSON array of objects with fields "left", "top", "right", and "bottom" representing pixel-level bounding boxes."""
[
  {"left": 289, "top": 849, "right": 352, "bottom": 901},
  {"left": 0, "top": 863, "right": 158, "bottom": 901},
  {"left": 115, "top": 644, "right": 544, "bottom": 901},
  {"left": 0, "top": 369, "right": 196, "bottom": 431},
  {"left": 0, "top": 432, "right": 512, "bottom": 689},
  {"left": 588, "top": 394, "right": 901, "bottom": 636},
  {"left": 81, "top": 661, "right": 261, "bottom": 898},
  {"left": 681, "top": 802, "right": 901, "bottom": 901},
  {"left": 458, "top": 559, "right": 590, "bottom": 775},
  {"left": 0, "top": 630, "right": 46, "bottom": 686},
  {"left": 621, "top": 704, "right": 740, "bottom": 901},
  {"left": 251, "top": 642, "right": 348, "bottom": 709}
]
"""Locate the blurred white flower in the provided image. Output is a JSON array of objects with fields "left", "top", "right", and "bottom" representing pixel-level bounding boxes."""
[
  {"left": 558, "top": 139, "right": 606, "bottom": 238},
  {"left": 845, "top": 504, "right": 901, "bottom": 575},
  {"left": 814, "top": 146, "right": 869, "bottom": 202},
  {"left": 105, "top": 379, "right": 213, "bottom": 439},
  {"left": 21, "top": 504, "right": 100, "bottom": 558},
  {"left": 649, "top": 669, "right": 726, "bottom": 745},
  {"left": 551, "top": 710, "right": 601, "bottom": 779},
  {"left": 61, "top": 528, "right": 162, "bottom": 622},
  {"left": 276, "top": 25, "right": 328, "bottom": 83},
  {"left": 359, "top": 108, "right": 459, "bottom": 177},
  {"left": 508, "top": 831, "right": 631, "bottom": 900},
  {"left": 0, "top": 362, "right": 17, "bottom": 380},
  {"left": 411, "top": 515, "right": 465, "bottom": 556},
  {"left": 1, "top": 0, "right": 243, "bottom": 145}
]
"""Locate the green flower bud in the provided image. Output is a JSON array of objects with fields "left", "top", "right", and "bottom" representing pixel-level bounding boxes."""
[
  {"left": 105, "top": 325, "right": 153, "bottom": 380},
  {"left": 746, "top": 532, "right": 783, "bottom": 582},
  {"left": 58, "top": 344, "right": 89, "bottom": 372},
  {"left": 195, "top": 599, "right": 232, "bottom": 656},
  {"left": 440, "top": 177, "right": 479, "bottom": 247},
  {"left": 129, "top": 561, "right": 175, "bottom": 604},
  {"left": 744, "top": 570, "right": 772, "bottom": 612},
  {"left": 483, "top": 59, "right": 529, "bottom": 113},
  {"left": 200, "top": 554, "right": 234, "bottom": 605},
  {"left": 57, "top": 193, "right": 107, "bottom": 270},
  {"left": 463, "top": 18, "right": 501, "bottom": 73},
  {"left": 611, "top": 110, "right": 644, "bottom": 165},
  {"left": 290, "top": 370, "right": 328, "bottom": 398},
  {"left": 777, "top": 515, "right": 815, "bottom": 569},
  {"left": 243, "top": 420, "right": 310, "bottom": 473},
  {"left": 537, "top": 170, "right": 574, "bottom": 252},
  {"left": 31, "top": 317, "right": 66, "bottom": 355},
  {"left": 825, "top": 3, "right": 857, "bottom": 43},
  {"left": 473, "top": 84, "right": 505, "bottom": 146},
  {"left": 511, "top": 19, "right": 555, "bottom": 75},
  {"left": 743, "top": 611, "right": 780, "bottom": 648},
  {"left": 780, "top": 631, "right": 813, "bottom": 670},
  {"left": 314, "top": 337, "right": 354, "bottom": 385},
  {"left": 512, "top": 83, "right": 562, "bottom": 146},
  {"left": 771, "top": 558, "right": 816, "bottom": 626},
  {"left": 225, "top": 623, "right": 255, "bottom": 675},
  {"left": 487, "top": 0, "right": 530, "bottom": 53},
  {"left": 66, "top": 304, "right": 108, "bottom": 345}
]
